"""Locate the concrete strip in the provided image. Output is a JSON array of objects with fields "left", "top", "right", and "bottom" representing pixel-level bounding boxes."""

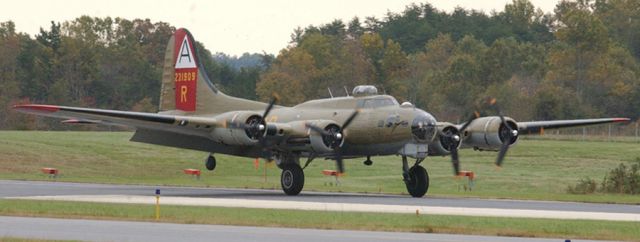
[
  {"left": 10, "top": 195, "right": 640, "bottom": 222},
  {"left": 3, "top": 180, "right": 638, "bottom": 214},
  {"left": 1, "top": 216, "right": 593, "bottom": 242}
]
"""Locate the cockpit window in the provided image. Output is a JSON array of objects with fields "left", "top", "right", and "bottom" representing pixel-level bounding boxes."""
[{"left": 357, "top": 97, "right": 399, "bottom": 109}]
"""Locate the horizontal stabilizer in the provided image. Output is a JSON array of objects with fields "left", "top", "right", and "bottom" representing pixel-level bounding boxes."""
[{"left": 13, "top": 104, "right": 221, "bottom": 137}]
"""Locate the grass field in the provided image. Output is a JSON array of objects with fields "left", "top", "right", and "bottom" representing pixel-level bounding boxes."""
[
  {"left": 1, "top": 131, "right": 639, "bottom": 203},
  {"left": 1, "top": 199, "right": 639, "bottom": 241}
]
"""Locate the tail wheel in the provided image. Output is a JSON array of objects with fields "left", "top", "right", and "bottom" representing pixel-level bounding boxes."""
[
  {"left": 205, "top": 155, "right": 216, "bottom": 171},
  {"left": 281, "top": 164, "right": 304, "bottom": 195},
  {"left": 405, "top": 165, "right": 429, "bottom": 197}
]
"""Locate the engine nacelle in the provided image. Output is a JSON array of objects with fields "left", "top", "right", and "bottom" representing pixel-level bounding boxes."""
[
  {"left": 284, "top": 120, "right": 341, "bottom": 154},
  {"left": 264, "top": 121, "right": 313, "bottom": 138},
  {"left": 209, "top": 111, "right": 263, "bottom": 145},
  {"left": 461, "top": 116, "right": 519, "bottom": 151},
  {"left": 428, "top": 123, "right": 461, "bottom": 156}
]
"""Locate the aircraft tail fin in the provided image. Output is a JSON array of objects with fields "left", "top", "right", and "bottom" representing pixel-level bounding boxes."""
[{"left": 159, "top": 28, "right": 265, "bottom": 114}]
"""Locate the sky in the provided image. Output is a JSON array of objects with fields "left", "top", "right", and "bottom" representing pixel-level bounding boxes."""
[{"left": 1, "top": 0, "right": 560, "bottom": 56}]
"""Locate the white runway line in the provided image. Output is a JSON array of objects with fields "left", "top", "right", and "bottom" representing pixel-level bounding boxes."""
[{"left": 9, "top": 195, "right": 640, "bottom": 222}]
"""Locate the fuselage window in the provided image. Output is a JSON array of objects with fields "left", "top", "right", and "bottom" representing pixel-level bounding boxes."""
[{"left": 359, "top": 97, "right": 399, "bottom": 109}]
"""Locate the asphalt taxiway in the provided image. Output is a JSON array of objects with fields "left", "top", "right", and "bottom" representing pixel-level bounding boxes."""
[
  {"left": 0, "top": 216, "right": 604, "bottom": 242},
  {"left": 2, "top": 180, "right": 638, "bottom": 215},
  {"left": 2, "top": 180, "right": 636, "bottom": 242}
]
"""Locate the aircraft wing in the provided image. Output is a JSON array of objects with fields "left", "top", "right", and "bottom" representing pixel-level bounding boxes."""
[
  {"left": 517, "top": 118, "right": 630, "bottom": 134},
  {"left": 13, "top": 104, "right": 220, "bottom": 137}
]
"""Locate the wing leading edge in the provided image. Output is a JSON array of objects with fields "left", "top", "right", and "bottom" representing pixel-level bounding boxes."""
[{"left": 517, "top": 118, "right": 630, "bottom": 134}]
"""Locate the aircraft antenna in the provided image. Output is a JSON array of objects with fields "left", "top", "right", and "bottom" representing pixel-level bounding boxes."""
[
  {"left": 327, "top": 88, "right": 334, "bottom": 98},
  {"left": 343, "top": 86, "right": 349, "bottom": 97}
]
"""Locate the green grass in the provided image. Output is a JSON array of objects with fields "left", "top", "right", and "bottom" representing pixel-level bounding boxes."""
[
  {"left": 1, "top": 131, "right": 639, "bottom": 203},
  {"left": 0, "top": 199, "right": 638, "bottom": 241}
]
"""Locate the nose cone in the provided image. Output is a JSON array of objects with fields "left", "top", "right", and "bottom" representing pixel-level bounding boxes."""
[{"left": 411, "top": 111, "right": 437, "bottom": 143}]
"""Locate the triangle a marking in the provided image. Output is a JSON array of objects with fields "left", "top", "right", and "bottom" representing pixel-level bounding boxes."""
[{"left": 175, "top": 35, "right": 197, "bottom": 69}]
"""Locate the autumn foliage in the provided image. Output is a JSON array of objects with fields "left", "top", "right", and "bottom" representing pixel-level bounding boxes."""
[{"left": 1, "top": 0, "right": 639, "bottom": 130}]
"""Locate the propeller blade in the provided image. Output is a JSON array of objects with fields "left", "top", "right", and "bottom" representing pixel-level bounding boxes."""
[
  {"left": 332, "top": 110, "right": 359, "bottom": 174},
  {"left": 458, "top": 111, "right": 480, "bottom": 133},
  {"left": 496, "top": 116, "right": 512, "bottom": 167},
  {"left": 305, "top": 123, "right": 332, "bottom": 136},
  {"left": 439, "top": 129, "right": 461, "bottom": 175},
  {"left": 246, "top": 94, "right": 279, "bottom": 160},
  {"left": 306, "top": 123, "right": 345, "bottom": 174},
  {"left": 335, "top": 146, "right": 345, "bottom": 174},
  {"left": 262, "top": 94, "right": 279, "bottom": 120},
  {"left": 450, "top": 145, "right": 460, "bottom": 175},
  {"left": 340, "top": 110, "right": 360, "bottom": 131},
  {"left": 305, "top": 109, "right": 358, "bottom": 175},
  {"left": 226, "top": 95, "right": 277, "bottom": 131},
  {"left": 496, "top": 142, "right": 509, "bottom": 167},
  {"left": 495, "top": 102, "right": 506, "bottom": 125},
  {"left": 493, "top": 100, "right": 514, "bottom": 167}
]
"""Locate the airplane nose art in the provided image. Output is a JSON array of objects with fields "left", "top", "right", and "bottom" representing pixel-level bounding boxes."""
[{"left": 174, "top": 29, "right": 198, "bottom": 112}]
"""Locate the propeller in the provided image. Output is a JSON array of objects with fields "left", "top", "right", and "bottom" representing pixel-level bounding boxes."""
[
  {"left": 442, "top": 97, "right": 520, "bottom": 175},
  {"left": 228, "top": 94, "right": 278, "bottom": 134},
  {"left": 305, "top": 110, "right": 359, "bottom": 174},
  {"left": 261, "top": 94, "right": 278, "bottom": 123},
  {"left": 256, "top": 95, "right": 279, "bottom": 158},
  {"left": 227, "top": 94, "right": 279, "bottom": 160},
  {"left": 439, "top": 128, "right": 461, "bottom": 175},
  {"left": 440, "top": 112, "right": 479, "bottom": 175},
  {"left": 492, "top": 99, "right": 518, "bottom": 167}
]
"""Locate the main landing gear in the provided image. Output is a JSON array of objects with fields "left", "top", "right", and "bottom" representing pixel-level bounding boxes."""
[
  {"left": 402, "top": 155, "right": 429, "bottom": 197},
  {"left": 281, "top": 164, "right": 304, "bottom": 195},
  {"left": 277, "top": 153, "right": 305, "bottom": 195},
  {"left": 272, "top": 152, "right": 429, "bottom": 197}
]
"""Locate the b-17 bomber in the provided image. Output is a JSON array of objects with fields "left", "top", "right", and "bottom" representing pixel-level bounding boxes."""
[{"left": 14, "top": 29, "right": 630, "bottom": 197}]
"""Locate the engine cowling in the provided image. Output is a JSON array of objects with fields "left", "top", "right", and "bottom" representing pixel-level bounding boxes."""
[
  {"left": 461, "top": 116, "right": 519, "bottom": 151},
  {"left": 428, "top": 123, "right": 461, "bottom": 156},
  {"left": 284, "top": 120, "right": 342, "bottom": 154},
  {"left": 210, "top": 111, "right": 264, "bottom": 145}
]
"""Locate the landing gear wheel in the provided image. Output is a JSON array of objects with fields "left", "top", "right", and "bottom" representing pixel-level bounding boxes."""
[
  {"left": 281, "top": 164, "right": 304, "bottom": 195},
  {"left": 363, "top": 156, "right": 373, "bottom": 166},
  {"left": 405, "top": 165, "right": 429, "bottom": 197},
  {"left": 205, "top": 155, "right": 216, "bottom": 171}
]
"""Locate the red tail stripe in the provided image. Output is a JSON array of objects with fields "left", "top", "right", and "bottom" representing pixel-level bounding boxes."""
[
  {"left": 612, "top": 118, "right": 631, "bottom": 123},
  {"left": 13, "top": 104, "right": 60, "bottom": 113}
]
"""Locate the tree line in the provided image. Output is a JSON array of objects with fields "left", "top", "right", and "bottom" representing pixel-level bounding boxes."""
[
  {"left": 258, "top": 0, "right": 640, "bottom": 123},
  {"left": 1, "top": 0, "right": 639, "bottom": 130},
  {"left": 0, "top": 17, "right": 266, "bottom": 129}
]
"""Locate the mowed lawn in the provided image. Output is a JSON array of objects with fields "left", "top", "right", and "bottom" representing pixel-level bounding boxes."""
[{"left": 0, "top": 131, "right": 638, "bottom": 203}]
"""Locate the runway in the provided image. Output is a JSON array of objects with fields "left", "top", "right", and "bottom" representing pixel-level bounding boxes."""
[
  {"left": 1, "top": 180, "right": 635, "bottom": 241},
  {"left": 0, "top": 216, "right": 603, "bottom": 242},
  {"left": 2, "top": 180, "right": 639, "bottom": 218}
]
